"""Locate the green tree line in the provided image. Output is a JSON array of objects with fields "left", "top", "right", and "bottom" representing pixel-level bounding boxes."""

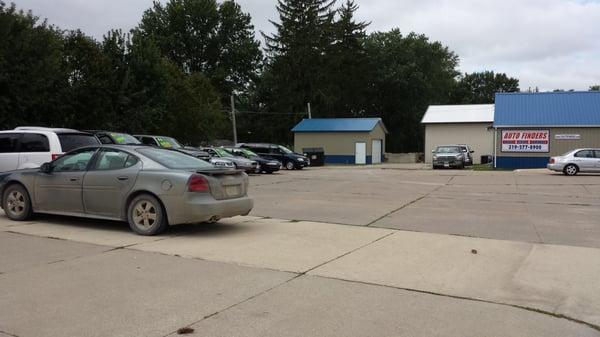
[{"left": 2, "top": 0, "right": 524, "bottom": 151}]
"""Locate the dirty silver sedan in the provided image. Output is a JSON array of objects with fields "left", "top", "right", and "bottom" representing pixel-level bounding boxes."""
[{"left": 0, "top": 145, "right": 253, "bottom": 235}]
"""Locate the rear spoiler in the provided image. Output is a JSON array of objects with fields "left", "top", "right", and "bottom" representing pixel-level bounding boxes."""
[{"left": 195, "top": 168, "right": 243, "bottom": 176}]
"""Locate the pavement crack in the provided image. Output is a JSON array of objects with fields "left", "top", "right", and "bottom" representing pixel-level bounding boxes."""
[
  {"left": 303, "top": 231, "right": 396, "bottom": 275},
  {"left": 161, "top": 274, "right": 302, "bottom": 337},
  {"left": 365, "top": 185, "right": 446, "bottom": 226},
  {"left": 313, "top": 275, "right": 600, "bottom": 333},
  {"left": 0, "top": 329, "right": 20, "bottom": 337}
]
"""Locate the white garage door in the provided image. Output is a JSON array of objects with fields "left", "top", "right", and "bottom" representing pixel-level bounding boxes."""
[
  {"left": 355, "top": 142, "right": 366, "bottom": 164},
  {"left": 372, "top": 139, "right": 382, "bottom": 164}
]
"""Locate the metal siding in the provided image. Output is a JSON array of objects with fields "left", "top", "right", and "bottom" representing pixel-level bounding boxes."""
[
  {"left": 494, "top": 91, "right": 600, "bottom": 126},
  {"left": 495, "top": 127, "right": 600, "bottom": 158},
  {"left": 421, "top": 104, "right": 494, "bottom": 124},
  {"left": 425, "top": 123, "right": 494, "bottom": 164},
  {"left": 292, "top": 118, "right": 387, "bottom": 133}
]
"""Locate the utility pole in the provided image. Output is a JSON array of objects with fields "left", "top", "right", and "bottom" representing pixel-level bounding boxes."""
[
  {"left": 307, "top": 102, "right": 312, "bottom": 119},
  {"left": 230, "top": 95, "right": 238, "bottom": 145}
]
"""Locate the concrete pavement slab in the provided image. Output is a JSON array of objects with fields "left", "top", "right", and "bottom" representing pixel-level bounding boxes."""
[
  {"left": 310, "top": 230, "right": 600, "bottom": 327},
  {"left": 2, "top": 213, "right": 165, "bottom": 247},
  {"left": 0, "top": 231, "right": 108, "bottom": 274},
  {"left": 133, "top": 218, "right": 394, "bottom": 273},
  {"left": 0, "top": 248, "right": 294, "bottom": 337},
  {"left": 527, "top": 203, "right": 600, "bottom": 248},
  {"left": 178, "top": 275, "right": 599, "bottom": 337},
  {"left": 370, "top": 196, "right": 542, "bottom": 243}
]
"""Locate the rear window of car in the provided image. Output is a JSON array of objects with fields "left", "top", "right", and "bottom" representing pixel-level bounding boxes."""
[
  {"left": 0, "top": 133, "right": 20, "bottom": 153},
  {"left": 109, "top": 133, "right": 141, "bottom": 145},
  {"left": 58, "top": 133, "right": 101, "bottom": 152},
  {"left": 20, "top": 133, "right": 50, "bottom": 152},
  {"left": 136, "top": 148, "right": 214, "bottom": 169}
]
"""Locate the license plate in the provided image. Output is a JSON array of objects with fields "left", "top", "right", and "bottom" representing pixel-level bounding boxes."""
[
  {"left": 225, "top": 185, "right": 241, "bottom": 196},
  {"left": 444, "top": 162, "right": 450, "bottom": 167}
]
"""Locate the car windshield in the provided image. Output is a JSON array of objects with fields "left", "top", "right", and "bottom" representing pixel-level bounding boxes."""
[
  {"left": 238, "top": 148, "right": 258, "bottom": 157},
  {"left": 58, "top": 133, "right": 101, "bottom": 152},
  {"left": 278, "top": 145, "right": 293, "bottom": 154},
  {"left": 436, "top": 146, "right": 461, "bottom": 154},
  {"left": 136, "top": 148, "right": 213, "bottom": 169},
  {"left": 155, "top": 137, "right": 182, "bottom": 149},
  {"left": 214, "top": 148, "right": 234, "bottom": 158},
  {"left": 109, "top": 133, "right": 140, "bottom": 145}
]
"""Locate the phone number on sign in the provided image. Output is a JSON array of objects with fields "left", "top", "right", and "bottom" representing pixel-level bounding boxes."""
[{"left": 505, "top": 144, "right": 545, "bottom": 151}]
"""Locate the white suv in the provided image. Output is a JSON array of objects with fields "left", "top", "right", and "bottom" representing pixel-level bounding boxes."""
[{"left": 0, "top": 127, "right": 101, "bottom": 172}]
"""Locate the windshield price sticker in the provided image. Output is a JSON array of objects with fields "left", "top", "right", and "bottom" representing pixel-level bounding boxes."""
[{"left": 501, "top": 130, "right": 549, "bottom": 153}]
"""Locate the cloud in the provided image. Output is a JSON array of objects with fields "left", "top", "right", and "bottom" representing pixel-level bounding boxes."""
[{"left": 13, "top": 0, "right": 600, "bottom": 90}]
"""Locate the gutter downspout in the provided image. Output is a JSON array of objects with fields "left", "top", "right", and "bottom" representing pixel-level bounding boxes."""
[{"left": 493, "top": 127, "right": 497, "bottom": 169}]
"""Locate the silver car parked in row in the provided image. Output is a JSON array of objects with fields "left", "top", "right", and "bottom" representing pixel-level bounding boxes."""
[
  {"left": 0, "top": 145, "right": 253, "bottom": 235},
  {"left": 547, "top": 148, "right": 600, "bottom": 176}
]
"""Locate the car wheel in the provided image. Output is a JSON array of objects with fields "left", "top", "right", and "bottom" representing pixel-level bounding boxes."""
[
  {"left": 563, "top": 164, "right": 578, "bottom": 176},
  {"left": 285, "top": 161, "right": 295, "bottom": 170},
  {"left": 127, "top": 194, "right": 167, "bottom": 236},
  {"left": 2, "top": 184, "right": 33, "bottom": 221}
]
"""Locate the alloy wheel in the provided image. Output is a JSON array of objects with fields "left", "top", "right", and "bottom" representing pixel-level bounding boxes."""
[
  {"left": 6, "top": 191, "right": 26, "bottom": 217},
  {"left": 132, "top": 200, "right": 158, "bottom": 229}
]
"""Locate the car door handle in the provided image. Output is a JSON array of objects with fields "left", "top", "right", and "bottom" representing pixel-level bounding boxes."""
[
  {"left": 69, "top": 177, "right": 80, "bottom": 182},
  {"left": 117, "top": 176, "right": 129, "bottom": 181}
]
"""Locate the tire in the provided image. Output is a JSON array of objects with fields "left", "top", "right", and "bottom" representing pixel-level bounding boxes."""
[
  {"left": 285, "top": 161, "right": 295, "bottom": 170},
  {"left": 127, "top": 194, "right": 168, "bottom": 236},
  {"left": 563, "top": 164, "right": 579, "bottom": 176},
  {"left": 2, "top": 184, "right": 33, "bottom": 221}
]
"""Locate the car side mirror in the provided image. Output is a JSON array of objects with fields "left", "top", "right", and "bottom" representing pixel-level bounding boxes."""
[{"left": 40, "top": 162, "right": 53, "bottom": 174}]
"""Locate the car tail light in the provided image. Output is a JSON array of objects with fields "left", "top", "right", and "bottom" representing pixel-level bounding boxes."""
[
  {"left": 188, "top": 174, "right": 210, "bottom": 192},
  {"left": 51, "top": 153, "right": 63, "bottom": 161},
  {"left": 549, "top": 158, "right": 555, "bottom": 164}
]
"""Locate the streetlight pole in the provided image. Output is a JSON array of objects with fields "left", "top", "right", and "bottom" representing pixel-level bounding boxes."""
[{"left": 230, "top": 95, "right": 238, "bottom": 145}]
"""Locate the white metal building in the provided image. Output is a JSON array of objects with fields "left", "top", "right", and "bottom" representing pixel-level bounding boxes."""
[{"left": 421, "top": 104, "right": 495, "bottom": 164}]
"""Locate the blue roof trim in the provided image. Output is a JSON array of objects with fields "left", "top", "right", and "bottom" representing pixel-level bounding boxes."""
[
  {"left": 291, "top": 118, "right": 388, "bottom": 133},
  {"left": 494, "top": 91, "right": 600, "bottom": 127}
]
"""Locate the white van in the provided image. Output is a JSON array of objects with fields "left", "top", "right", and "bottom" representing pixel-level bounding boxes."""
[{"left": 0, "top": 127, "right": 101, "bottom": 172}]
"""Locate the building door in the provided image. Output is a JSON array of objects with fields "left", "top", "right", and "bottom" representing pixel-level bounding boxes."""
[
  {"left": 355, "top": 142, "right": 366, "bottom": 164},
  {"left": 372, "top": 139, "right": 382, "bottom": 164}
]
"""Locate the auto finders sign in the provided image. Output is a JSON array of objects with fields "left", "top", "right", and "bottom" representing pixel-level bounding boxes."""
[{"left": 501, "top": 130, "right": 549, "bottom": 152}]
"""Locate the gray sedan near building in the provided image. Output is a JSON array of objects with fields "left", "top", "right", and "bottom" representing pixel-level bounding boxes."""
[
  {"left": 547, "top": 148, "right": 600, "bottom": 175},
  {"left": 0, "top": 145, "right": 253, "bottom": 235}
]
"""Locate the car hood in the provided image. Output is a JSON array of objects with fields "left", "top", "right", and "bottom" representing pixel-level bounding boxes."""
[{"left": 228, "top": 157, "right": 255, "bottom": 165}]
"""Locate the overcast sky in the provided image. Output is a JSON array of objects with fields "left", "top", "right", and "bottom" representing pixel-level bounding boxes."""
[{"left": 15, "top": 0, "right": 600, "bottom": 91}]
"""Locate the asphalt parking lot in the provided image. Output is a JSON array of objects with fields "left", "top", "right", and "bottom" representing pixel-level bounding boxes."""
[{"left": 1, "top": 166, "right": 600, "bottom": 337}]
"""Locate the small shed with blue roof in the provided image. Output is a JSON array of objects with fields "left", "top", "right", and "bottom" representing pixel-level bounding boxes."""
[
  {"left": 494, "top": 91, "right": 600, "bottom": 169},
  {"left": 292, "top": 118, "right": 388, "bottom": 164}
]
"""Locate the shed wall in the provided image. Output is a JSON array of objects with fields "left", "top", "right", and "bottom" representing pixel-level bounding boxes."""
[{"left": 424, "top": 123, "right": 494, "bottom": 164}]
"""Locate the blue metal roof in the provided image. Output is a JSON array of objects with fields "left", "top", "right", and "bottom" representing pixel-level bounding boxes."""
[
  {"left": 291, "top": 118, "right": 388, "bottom": 133},
  {"left": 494, "top": 91, "right": 600, "bottom": 127}
]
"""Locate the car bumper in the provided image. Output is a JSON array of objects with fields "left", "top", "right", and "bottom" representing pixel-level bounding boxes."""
[
  {"left": 261, "top": 163, "right": 281, "bottom": 172},
  {"left": 164, "top": 194, "right": 254, "bottom": 225},
  {"left": 547, "top": 163, "right": 565, "bottom": 172},
  {"left": 433, "top": 159, "right": 464, "bottom": 168}
]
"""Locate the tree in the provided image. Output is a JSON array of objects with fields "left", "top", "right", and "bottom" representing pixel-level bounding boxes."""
[
  {"left": 0, "top": 2, "right": 66, "bottom": 128},
  {"left": 327, "top": 0, "right": 370, "bottom": 116},
  {"left": 590, "top": 85, "right": 600, "bottom": 91},
  {"left": 254, "top": 0, "right": 336, "bottom": 144},
  {"left": 364, "top": 30, "right": 459, "bottom": 152},
  {"left": 137, "top": 0, "right": 262, "bottom": 102},
  {"left": 452, "top": 71, "right": 519, "bottom": 104}
]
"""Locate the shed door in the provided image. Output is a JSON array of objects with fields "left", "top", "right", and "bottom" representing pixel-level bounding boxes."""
[
  {"left": 372, "top": 139, "right": 382, "bottom": 164},
  {"left": 355, "top": 142, "right": 366, "bottom": 165}
]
